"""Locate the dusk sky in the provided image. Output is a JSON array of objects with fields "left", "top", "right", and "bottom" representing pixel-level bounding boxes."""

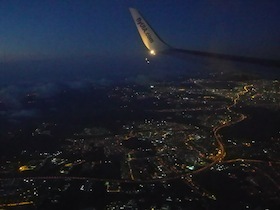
[{"left": 1, "top": 0, "right": 280, "bottom": 83}]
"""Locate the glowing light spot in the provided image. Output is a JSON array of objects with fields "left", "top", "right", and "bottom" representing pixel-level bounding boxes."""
[{"left": 150, "top": 50, "right": 156, "bottom": 55}]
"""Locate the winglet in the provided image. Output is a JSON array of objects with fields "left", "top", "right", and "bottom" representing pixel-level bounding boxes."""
[{"left": 129, "top": 8, "right": 170, "bottom": 54}]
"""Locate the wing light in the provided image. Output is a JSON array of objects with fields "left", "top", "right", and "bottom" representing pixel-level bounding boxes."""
[{"left": 150, "top": 50, "right": 156, "bottom": 55}]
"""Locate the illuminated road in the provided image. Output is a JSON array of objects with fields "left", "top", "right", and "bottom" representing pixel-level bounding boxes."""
[
  {"left": 188, "top": 84, "right": 251, "bottom": 175},
  {"left": 210, "top": 85, "right": 252, "bottom": 162},
  {"left": 127, "top": 152, "right": 135, "bottom": 180},
  {"left": 0, "top": 201, "right": 34, "bottom": 208}
]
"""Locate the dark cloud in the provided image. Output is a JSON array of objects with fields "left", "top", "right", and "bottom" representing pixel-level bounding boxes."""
[
  {"left": 0, "top": 79, "right": 96, "bottom": 121},
  {"left": 0, "top": 85, "right": 23, "bottom": 108},
  {"left": 29, "top": 83, "right": 60, "bottom": 98},
  {"left": 10, "top": 109, "right": 39, "bottom": 119}
]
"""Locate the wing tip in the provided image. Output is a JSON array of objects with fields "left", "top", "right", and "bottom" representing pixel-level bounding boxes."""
[{"left": 129, "top": 7, "right": 171, "bottom": 53}]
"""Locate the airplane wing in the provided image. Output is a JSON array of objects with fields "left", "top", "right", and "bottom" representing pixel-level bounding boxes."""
[
  {"left": 129, "top": 8, "right": 280, "bottom": 68},
  {"left": 129, "top": 8, "right": 170, "bottom": 55}
]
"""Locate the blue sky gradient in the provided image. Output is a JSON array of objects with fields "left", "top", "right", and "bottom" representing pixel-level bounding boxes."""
[{"left": 0, "top": 0, "right": 279, "bottom": 83}]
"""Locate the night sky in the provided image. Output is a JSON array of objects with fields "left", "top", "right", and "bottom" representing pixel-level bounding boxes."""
[{"left": 1, "top": 0, "right": 280, "bottom": 83}]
